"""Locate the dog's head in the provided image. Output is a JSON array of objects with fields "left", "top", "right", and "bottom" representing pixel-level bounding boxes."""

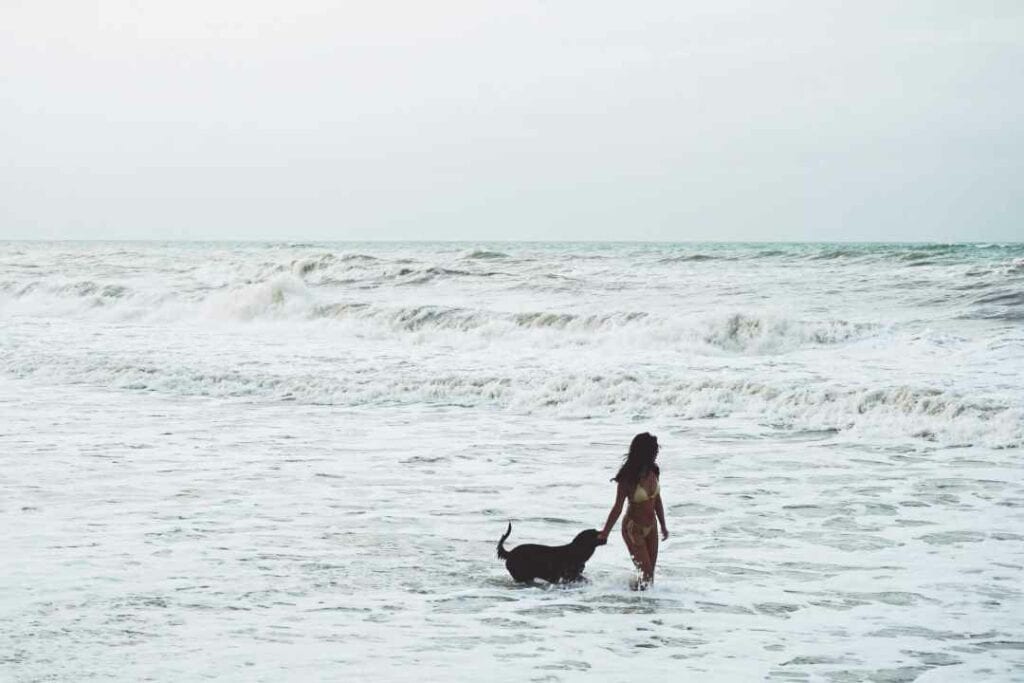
[{"left": 573, "top": 528, "right": 607, "bottom": 550}]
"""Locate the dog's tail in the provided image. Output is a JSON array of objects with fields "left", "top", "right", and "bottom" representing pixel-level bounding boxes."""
[{"left": 496, "top": 522, "right": 512, "bottom": 560}]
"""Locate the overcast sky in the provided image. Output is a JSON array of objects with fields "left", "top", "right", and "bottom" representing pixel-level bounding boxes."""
[{"left": 1, "top": 1, "right": 1021, "bottom": 241}]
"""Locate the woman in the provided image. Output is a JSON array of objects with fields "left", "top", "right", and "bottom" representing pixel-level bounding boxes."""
[{"left": 597, "top": 432, "right": 668, "bottom": 589}]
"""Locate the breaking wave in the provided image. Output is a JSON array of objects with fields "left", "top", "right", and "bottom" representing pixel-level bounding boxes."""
[
  {"left": 3, "top": 353, "right": 1019, "bottom": 448},
  {"left": 0, "top": 274, "right": 881, "bottom": 353},
  {"left": 657, "top": 254, "right": 729, "bottom": 263},
  {"left": 3, "top": 241, "right": 1021, "bottom": 452},
  {"left": 459, "top": 249, "right": 510, "bottom": 260}
]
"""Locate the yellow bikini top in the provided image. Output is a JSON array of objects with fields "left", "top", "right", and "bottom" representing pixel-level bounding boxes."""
[{"left": 632, "top": 479, "right": 660, "bottom": 503}]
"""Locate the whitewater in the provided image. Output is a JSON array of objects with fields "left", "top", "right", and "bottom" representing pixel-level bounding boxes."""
[{"left": 1, "top": 241, "right": 1022, "bottom": 681}]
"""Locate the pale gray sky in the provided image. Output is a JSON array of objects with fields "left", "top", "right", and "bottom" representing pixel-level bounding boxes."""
[{"left": 1, "top": 1, "right": 1021, "bottom": 241}]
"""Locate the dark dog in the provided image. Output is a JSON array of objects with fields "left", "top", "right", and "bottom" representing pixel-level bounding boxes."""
[{"left": 496, "top": 522, "right": 606, "bottom": 584}]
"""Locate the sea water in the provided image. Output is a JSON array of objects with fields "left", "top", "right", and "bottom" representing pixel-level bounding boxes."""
[{"left": 1, "top": 241, "right": 1022, "bottom": 680}]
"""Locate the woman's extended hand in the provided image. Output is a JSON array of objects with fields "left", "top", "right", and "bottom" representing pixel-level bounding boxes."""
[
  {"left": 597, "top": 530, "right": 608, "bottom": 542},
  {"left": 661, "top": 527, "right": 670, "bottom": 541}
]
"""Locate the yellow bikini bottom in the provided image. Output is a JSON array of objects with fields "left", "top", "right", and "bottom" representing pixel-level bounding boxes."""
[{"left": 624, "top": 518, "right": 655, "bottom": 543}]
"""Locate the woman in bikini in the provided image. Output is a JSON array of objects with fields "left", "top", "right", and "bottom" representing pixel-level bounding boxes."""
[{"left": 597, "top": 432, "right": 668, "bottom": 589}]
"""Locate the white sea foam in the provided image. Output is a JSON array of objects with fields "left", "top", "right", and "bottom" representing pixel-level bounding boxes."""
[{"left": 2, "top": 241, "right": 1023, "bottom": 680}]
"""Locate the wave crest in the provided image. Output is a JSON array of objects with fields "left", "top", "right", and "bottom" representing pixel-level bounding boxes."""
[
  {"left": 307, "top": 304, "right": 877, "bottom": 352},
  {"left": 5, "top": 352, "right": 1018, "bottom": 448},
  {"left": 459, "top": 249, "right": 509, "bottom": 260},
  {"left": 1, "top": 275, "right": 882, "bottom": 353},
  {"left": 700, "top": 314, "right": 878, "bottom": 353}
]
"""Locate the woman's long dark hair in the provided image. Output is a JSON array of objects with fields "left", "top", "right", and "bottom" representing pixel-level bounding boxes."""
[{"left": 612, "top": 432, "right": 660, "bottom": 487}]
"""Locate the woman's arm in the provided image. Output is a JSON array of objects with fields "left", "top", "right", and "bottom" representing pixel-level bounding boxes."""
[
  {"left": 598, "top": 481, "right": 629, "bottom": 540},
  {"left": 655, "top": 487, "right": 669, "bottom": 540}
]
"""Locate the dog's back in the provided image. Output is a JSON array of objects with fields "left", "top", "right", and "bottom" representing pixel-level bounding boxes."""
[{"left": 497, "top": 523, "right": 605, "bottom": 584}]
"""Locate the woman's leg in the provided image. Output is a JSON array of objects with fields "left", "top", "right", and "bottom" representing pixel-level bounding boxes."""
[
  {"left": 645, "top": 528, "right": 659, "bottom": 582},
  {"left": 622, "top": 520, "right": 654, "bottom": 588}
]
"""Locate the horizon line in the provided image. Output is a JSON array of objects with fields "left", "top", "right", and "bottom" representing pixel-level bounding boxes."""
[{"left": 3, "top": 238, "right": 1021, "bottom": 245}]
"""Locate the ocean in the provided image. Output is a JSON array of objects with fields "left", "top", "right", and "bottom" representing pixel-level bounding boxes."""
[{"left": 1, "top": 241, "right": 1022, "bottom": 680}]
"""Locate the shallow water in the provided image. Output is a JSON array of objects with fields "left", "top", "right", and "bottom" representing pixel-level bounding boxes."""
[{"left": 1, "top": 242, "right": 1022, "bottom": 680}]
